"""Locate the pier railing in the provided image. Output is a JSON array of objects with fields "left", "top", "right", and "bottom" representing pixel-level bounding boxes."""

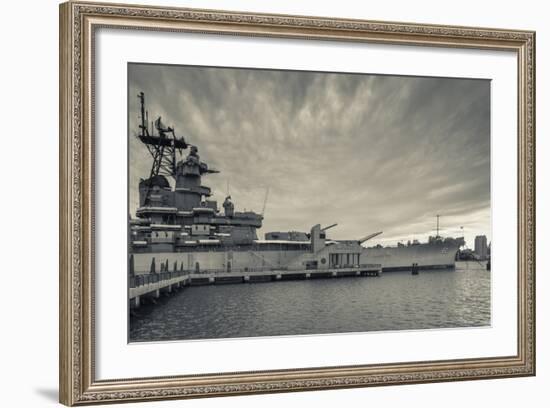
[
  {"left": 187, "top": 264, "right": 382, "bottom": 275},
  {"left": 130, "top": 270, "right": 189, "bottom": 288},
  {"left": 130, "top": 263, "right": 383, "bottom": 288},
  {"left": 331, "top": 263, "right": 381, "bottom": 269},
  {"left": 129, "top": 263, "right": 383, "bottom": 306},
  {"left": 192, "top": 266, "right": 290, "bottom": 275}
]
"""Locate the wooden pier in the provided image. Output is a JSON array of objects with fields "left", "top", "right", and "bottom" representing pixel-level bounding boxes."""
[{"left": 129, "top": 264, "right": 382, "bottom": 308}]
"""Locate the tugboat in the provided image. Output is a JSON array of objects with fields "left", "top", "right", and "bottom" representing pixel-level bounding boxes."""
[{"left": 129, "top": 93, "right": 381, "bottom": 278}]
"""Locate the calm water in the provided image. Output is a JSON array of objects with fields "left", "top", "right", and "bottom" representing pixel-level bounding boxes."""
[{"left": 129, "top": 261, "right": 490, "bottom": 342}]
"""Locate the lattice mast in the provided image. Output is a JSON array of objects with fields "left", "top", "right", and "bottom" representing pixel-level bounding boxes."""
[{"left": 137, "top": 92, "right": 188, "bottom": 204}]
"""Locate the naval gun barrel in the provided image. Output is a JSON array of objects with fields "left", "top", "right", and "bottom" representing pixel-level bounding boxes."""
[
  {"left": 321, "top": 223, "right": 338, "bottom": 231},
  {"left": 358, "top": 231, "right": 383, "bottom": 244}
]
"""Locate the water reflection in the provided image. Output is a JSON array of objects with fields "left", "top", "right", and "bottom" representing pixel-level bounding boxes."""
[{"left": 129, "top": 261, "right": 490, "bottom": 342}]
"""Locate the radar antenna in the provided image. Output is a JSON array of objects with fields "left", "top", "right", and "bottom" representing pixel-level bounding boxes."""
[{"left": 137, "top": 92, "right": 188, "bottom": 204}]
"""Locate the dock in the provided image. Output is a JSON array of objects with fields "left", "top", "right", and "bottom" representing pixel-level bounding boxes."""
[{"left": 129, "top": 264, "right": 382, "bottom": 308}]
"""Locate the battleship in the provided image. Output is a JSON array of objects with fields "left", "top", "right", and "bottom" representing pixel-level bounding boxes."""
[
  {"left": 129, "top": 92, "right": 464, "bottom": 280},
  {"left": 363, "top": 216, "right": 465, "bottom": 272},
  {"left": 364, "top": 235, "right": 465, "bottom": 272}
]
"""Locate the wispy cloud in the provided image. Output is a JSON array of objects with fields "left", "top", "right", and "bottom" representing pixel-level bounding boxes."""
[{"left": 128, "top": 64, "right": 491, "bottom": 248}]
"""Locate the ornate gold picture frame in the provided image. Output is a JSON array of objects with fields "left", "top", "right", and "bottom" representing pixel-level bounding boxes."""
[{"left": 59, "top": 1, "right": 535, "bottom": 405}]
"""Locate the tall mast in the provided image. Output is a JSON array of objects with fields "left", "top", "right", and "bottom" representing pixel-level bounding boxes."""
[
  {"left": 138, "top": 92, "right": 148, "bottom": 137},
  {"left": 436, "top": 214, "right": 440, "bottom": 238},
  {"left": 261, "top": 187, "right": 269, "bottom": 216},
  {"left": 136, "top": 92, "right": 189, "bottom": 205}
]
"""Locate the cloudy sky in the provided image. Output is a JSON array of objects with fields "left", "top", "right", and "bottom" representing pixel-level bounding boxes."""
[{"left": 128, "top": 63, "right": 491, "bottom": 248}]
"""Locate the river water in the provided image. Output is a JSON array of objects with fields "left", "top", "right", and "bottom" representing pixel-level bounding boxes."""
[{"left": 129, "top": 261, "right": 490, "bottom": 342}]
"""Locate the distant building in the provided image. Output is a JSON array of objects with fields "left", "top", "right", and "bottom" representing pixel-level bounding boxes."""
[{"left": 474, "top": 235, "right": 488, "bottom": 260}]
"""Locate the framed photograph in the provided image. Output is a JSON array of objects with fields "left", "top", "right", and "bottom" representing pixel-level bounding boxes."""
[{"left": 59, "top": 1, "right": 536, "bottom": 405}]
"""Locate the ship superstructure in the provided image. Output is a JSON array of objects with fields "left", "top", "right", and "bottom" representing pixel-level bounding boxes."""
[{"left": 130, "top": 93, "right": 379, "bottom": 276}]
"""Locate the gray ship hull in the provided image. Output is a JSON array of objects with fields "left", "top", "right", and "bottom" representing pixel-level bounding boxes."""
[{"left": 363, "top": 241, "right": 460, "bottom": 271}]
